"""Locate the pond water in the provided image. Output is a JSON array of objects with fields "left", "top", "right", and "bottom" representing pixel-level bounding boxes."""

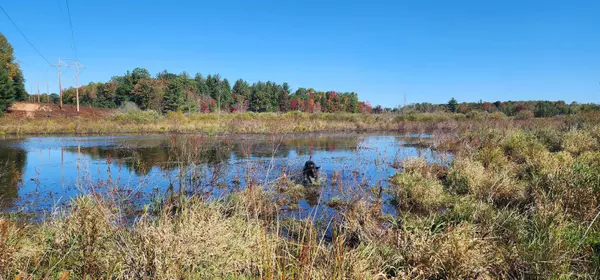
[{"left": 0, "top": 133, "right": 450, "bottom": 218}]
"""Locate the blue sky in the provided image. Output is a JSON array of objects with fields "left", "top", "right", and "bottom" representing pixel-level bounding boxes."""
[{"left": 1, "top": 0, "right": 599, "bottom": 107}]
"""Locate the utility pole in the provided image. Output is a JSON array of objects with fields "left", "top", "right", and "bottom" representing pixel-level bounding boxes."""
[
  {"left": 37, "top": 81, "right": 41, "bottom": 103},
  {"left": 54, "top": 58, "right": 65, "bottom": 109},
  {"left": 62, "top": 59, "right": 85, "bottom": 113},
  {"left": 46, "top": 82, "right": 49, "bottom": 104},
  {"left": 72, "top": 61, "right": 85, "bottom": 113}
]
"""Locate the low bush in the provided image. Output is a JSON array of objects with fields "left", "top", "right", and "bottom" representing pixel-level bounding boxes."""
[
  {"left": 562, "top": 129, "right": 597, "bottom": 155},
  {"left": 119, "top": 101, "right": 140, "bottom": 112},
  {"left": 534, "top": 127, "right": 564, "bottom": 152},
  {"left": 503, "top": 131, "right": 547, "bottom": 164},
  {"left": 515, "top": 110, "right": 534, "bottom": 120},
  {"left": 112, "top": 110, "right": 163, "bottom": 124},
  {"left": 489, "top": 111, "right": 508, "bottom": 120},
  {"left": 465, "top": 110, "right": 486, "bottom": 121},
  {"left": 166, "top": 110, "right": 187, "bottom": 123},
  {"left": 390, "top": 168, "right": 450, "bottom": 214}
]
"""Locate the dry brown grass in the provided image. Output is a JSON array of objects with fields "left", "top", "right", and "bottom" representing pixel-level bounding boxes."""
[
  {"left": 3, "top": 112, "right": 600, "bottom": 279},
  {"left": 0, "top": 111, "right": 401, "bottom": 135}
]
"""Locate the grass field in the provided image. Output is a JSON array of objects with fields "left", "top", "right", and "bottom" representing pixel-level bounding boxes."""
[
  {"left": 1, "top": 110, "right": 402, "bottom": 135},
  {"left": 0, "top": 101, "right": 563, "bottom": 136},
  {"left": 2, "top": 112, "right": 600, "bottom": 279},
  {"left": 0, "top": 107, "right": 584, "bottom": 135}
]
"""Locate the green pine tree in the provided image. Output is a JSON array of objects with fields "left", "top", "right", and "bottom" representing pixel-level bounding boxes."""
[
  {"left": 279, "top": 82, "right": 290, "bottom": 112},
  {"left": 249, "top": 82, "right": 271, "bottom": 112},
  {"left": 448, "top": 97, "right": 458, "bottom": 113},
  {"left": 11, "top": 70, "right": 26, "bottom": 101},
  {"left": 0, "top": 67, "right": 15, "bottom": 113},
  {"left": 163, "top": 78, "right": 184, "bottom": 113}
]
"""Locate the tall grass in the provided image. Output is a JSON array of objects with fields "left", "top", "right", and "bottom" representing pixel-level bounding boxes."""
[
  {"left": 0, "top": 111, "right": 402, "bottom": 135},
  {"left": 386, "top": 120, "right": 600, "bottom": 278},
  {"left": 3, "top": 110, "right": 598, "bottom": 135},
  {"left": 2, "top": 113, "right": 600, "bottom": 279}
]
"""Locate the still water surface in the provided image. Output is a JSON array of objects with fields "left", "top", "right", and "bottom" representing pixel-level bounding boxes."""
[{"left": 0, "top": 133, "right": 449, "bottom": 217}]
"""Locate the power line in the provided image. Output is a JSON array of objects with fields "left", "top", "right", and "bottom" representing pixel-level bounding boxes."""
[
  {"left": 0, "top": 5, "right": 53, "bottom": 67},
  {"left": 64, "top": 0, "right": 78, "bottom": 60}
]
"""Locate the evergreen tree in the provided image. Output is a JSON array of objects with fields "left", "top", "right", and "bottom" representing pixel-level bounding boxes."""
[
  {"left": 232, "top": 79, "right": 250, "bottom": 99},
  {"left": 131, "top": 67, "right": 151, "bottom": 83},
  {"left": 112, "top": 75, "right": 133, "bottom": 107},
  {"left": 0, "top": 33, "right": 26, "bottom": 103},
  {"left": 163, "top": 78, "right": 184, "bottom": 112},
  {"left": 11, "top": 69, "right": 26, "bottom": 101},
  {"left": 205, "top": 74, "right": 219, "bottom": 100},
  {"left": 448, "top": 97, "right": 458, "bottom": 113},
  {"left": 194, "top": 73, "right": 209, "bottom": 96},
  {"left": 156, "top": 70, "right": 177, "bottom": 81},
  {"left": 534, "top": 102, "right": 559, "bottom": 118},
  {"left": 279, "top": 82, "right": 290, "bottom": 112},
  {"left": 0, "top": 67, "right": 15, "bottom": 113},
  {"left": 220, "top": 78, "right": 232, "bottom": 106},
  {"left": 249, "top": 81, "right": 271, "bottom": 112},
  {"left": 232, "top": 79, "right": 250, "bottom": 112}
]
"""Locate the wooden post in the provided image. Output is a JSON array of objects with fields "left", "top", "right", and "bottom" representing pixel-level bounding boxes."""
[
  {"left": 69, "top": 60, "right": 85, "bottom": 113},
  {"left": 57, "top": 58, "right": 63, "bottom": 109},
  {"left": 75, "top": 62, "right": 79, "bottom": 112}
]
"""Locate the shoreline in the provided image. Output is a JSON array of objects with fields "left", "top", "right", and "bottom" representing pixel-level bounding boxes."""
[{"left": 0, "top": 109, "right": 579, "bottom": 136}]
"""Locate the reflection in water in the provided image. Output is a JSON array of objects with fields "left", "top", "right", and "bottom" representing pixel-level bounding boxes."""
[
  {"left": 0, "top": 133, "right": 449, "bottom": 216},
  {"left": 63, "top": 135, "right": 360, "bottom": 174},
  {"left": 0, "top": 146, "right": 26, "bottom": 207}
]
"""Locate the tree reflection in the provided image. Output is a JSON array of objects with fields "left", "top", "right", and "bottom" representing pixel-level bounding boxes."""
[
  {"left": 0, "top": 147, "right": 26, "bottom": 208},
  {"left": 62, "top": 134, "right": 361, "bottom": 176}
]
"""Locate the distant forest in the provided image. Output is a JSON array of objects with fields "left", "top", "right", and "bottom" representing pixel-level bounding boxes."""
[
  {"left": 24, "top": 69, "right": 600, "bottom": 117},
  {"left": 399, "top": 98, "right": 600, "bottom": 117},
  {"left": 35, "top": 74, "right": 600, "bottom": 117},
  {"left": 56, "top": 70, "right": 600, "bottom": 117},
  {"left": 57, "top": 68, "right": 371, "bottom": 114}
]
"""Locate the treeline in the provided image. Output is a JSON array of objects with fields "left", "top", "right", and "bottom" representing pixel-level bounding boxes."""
[
  {"left": 0, "top": 34, "right": 27, "bottom": 113},
  {"left": 60, "top": 68, "right": 371, "bottom": 114},
  {"left": 404, "top": 98, "right": 600, "bottom": 117}
]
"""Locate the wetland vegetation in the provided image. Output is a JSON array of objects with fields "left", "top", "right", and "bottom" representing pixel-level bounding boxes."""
[{"left": 1, "top": 112, "right": 600, "bottom": 279}]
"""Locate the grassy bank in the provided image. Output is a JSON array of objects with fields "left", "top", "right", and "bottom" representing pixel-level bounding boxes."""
[
  {"left": 2, "top": 113, "right": 600, "bottom": 279},
  {"left": 0, "top": 109, "right": 580, "bottom": 135},
  {"left": 0, "top": 111, "right": 401, "bottom": 135}
]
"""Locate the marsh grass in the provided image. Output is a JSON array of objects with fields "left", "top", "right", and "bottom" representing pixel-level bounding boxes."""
[
  {"left": 381, "top": 114, "right": 600, "bottom": 278},
  {"left": 0, "top": 111, "right": 402, "bottom": 135},
  {"left": 3, "top": 110, "right": 595, "bottom": 136},
  {"left": 3, "top": 113, "right": 600, "bottom": 279}
]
